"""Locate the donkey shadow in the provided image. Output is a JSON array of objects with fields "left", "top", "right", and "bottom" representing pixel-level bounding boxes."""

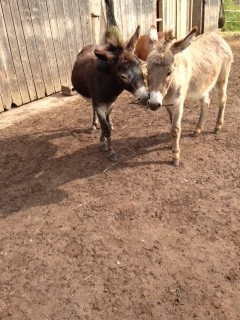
[{"left": 0, "top": 126, "right": 205, "bottom": 217}]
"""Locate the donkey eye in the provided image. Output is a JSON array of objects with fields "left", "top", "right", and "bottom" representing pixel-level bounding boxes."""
[
  {"left": 119, "top": 74, "right": 128, "bottom": 81},
  {"left": 167, "top": 71, "right": 172, "bottom": 77}
]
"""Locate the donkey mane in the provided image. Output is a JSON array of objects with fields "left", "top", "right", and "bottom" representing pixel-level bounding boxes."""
[{"left": 105, "top": 26, "right": 124, "bottom": 47}]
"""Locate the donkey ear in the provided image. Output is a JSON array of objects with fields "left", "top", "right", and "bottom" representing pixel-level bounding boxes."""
[
  {"left": 94, "top": 49, "right": 115, "bottom": 61},
  {"left": 149, "top": 25, "right": 158, "bottom": 42},
  {"left": 170, "top": 26, "right": 198, "bottom": 54},
  {"left": 125, "top": 25, "right": 140, "bottom": 52}
]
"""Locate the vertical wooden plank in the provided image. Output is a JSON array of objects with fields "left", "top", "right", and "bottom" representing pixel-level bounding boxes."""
[
  {"left": 118, "top": 0, "right": 127, "bottom": 39},
  {"left": 79, "top": 0, "right": 93, "bottom": 46},
  {"left": 98, "top": 0, "right": 107, "bottom": 45},
  {"left": 18, "top": 0, "right": 45, "bottom": 99},
  {"left": 188, "top": 0, "right": 193, "bottom": 31},
  {"left": 192, "top": 0, "right": 203, "bottom": 34},
  {"left": 0, "top": 56, "right": 12, "bottom": 110},
  {"left": 135, "top": 0, "right": 141, "bottom": 29},
  {"left": 158, "top": 0, "right": 163, "bottom": 32},
  {"left": 125, "top": 0, "right": 134, "bottom": 37},
  {"left": 9, "top": 0, "right": 37, "bottom": 101},
  {"left": 149, "top": 0, "right": 156, "bottom": 28},
  {"left": 53, "top": 0, "right": 72, "bottom": 84},
  {"left": 1, "top": 0, "right": 30, "bottom": 105},
  {"left": 90, "top": 0, "right": 102, "bottom": 44},
  {"left": 204, "top": 0, "right": 209, "bottom": 32},
  {"left": 38, "top": 0, "right": 61, "bottom": 92},
  {"left": 166, "top": 0, "right": 176, "bottom": 36},
  {"left": 177, "top": 0, "right": 187, "bottom": 38},
  {"left": 72, "top": 0, "right": 84, "bottom": 51},
  {"left": 128, "top": 0, "right": 136, "bottom": 34},
  {"left": 0, "top": 95, "right": 4, "bottom": 113},
  {"left": 62, "top": 0, "right": 78, "bottom": 63},
  {"left": 203, "top": 0, "right": 220, "bottom": 32},
  {"left": 114, "top": 0, "right": 123, "bottom": 34},
  {"left": 141, "top": 0, "right": 147, "bottom": 34},
  {"left": 0, "top": 3, "right": 22, "bottom": 107},
  {"left": 125, "top": 0, "right": 131, "bottom": 39},
  {"left": 162, "top": 0, "right": 166, "bottom": 30},
  {"left": 139, "top": 0, "right": 156, "bottom": 34},
  {"left": 46, "top": 0, "right": 68, "bottom": 86},
  {"left": 137, "top": 0, "right": 144, "bottom": 34},
  {"left": 0, "top": 9, "right": 12, "bottom": 110},
  {"left": 28, "top": 0, "right": 55, "bottom": 96},
  {"left": 137, "top": 0, "right": 142, "bottom": 29}
]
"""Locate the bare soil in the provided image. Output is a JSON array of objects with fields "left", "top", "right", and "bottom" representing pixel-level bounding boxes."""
[{"left": 0, "top": 39, "right": 239, "bottom": 320}]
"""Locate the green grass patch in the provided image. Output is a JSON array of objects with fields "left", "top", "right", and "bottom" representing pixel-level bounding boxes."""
[{"left": 223, "top": 0, "right": 240, "bottom": 31}]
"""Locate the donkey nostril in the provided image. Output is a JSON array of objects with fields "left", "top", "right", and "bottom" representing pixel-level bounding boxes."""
[{"left": 147, "top": 100, "right": 161, "bottom": 111}]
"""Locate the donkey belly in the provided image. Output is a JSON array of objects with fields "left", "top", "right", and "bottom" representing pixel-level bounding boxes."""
[
  {"left": 72, "top": 68, "right": 92, "bottom": 99},
  {"left": 71, "top": 47, "right": 97, "bottom": 100},
  {"left": 186, "top": 69, "right": 220, "bottom": 103}
]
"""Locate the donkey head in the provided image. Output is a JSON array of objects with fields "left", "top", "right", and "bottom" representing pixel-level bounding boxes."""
[
  {"left": 147, "top": 27, "right": 198, "bottom": 110},
  {"left": 94, "top": 26, "right": 149, "bottom": 104}
]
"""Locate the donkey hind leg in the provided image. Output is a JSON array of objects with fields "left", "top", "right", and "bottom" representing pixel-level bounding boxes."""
[
  {"left": 171, "top": 104, "right": 184, "bottom": 166},
  {"left": 214, "top": 80, "right": 228, "bottom": 134},
  {"left": 96, "top": 105, "right": 118, "bottom": 162},
  {"left": 91, "top": 110, "right": 99, "bottom": 130},
  {"left": 194, "top": 94, "right": 210, "bottom": 137},
  {"left": 214, "top": 61, "right": 232, "bottom": 133}
]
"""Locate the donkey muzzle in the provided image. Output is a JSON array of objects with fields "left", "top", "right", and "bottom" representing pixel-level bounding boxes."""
[
  {"left": 147, "top": 101, "right": 161, "bottom": 110},
  {"left": 135, "top": 86, "right": 149, "bottom": 105},
  {"left": 147, "top": 91, "right": 163, "bottom": 110}
]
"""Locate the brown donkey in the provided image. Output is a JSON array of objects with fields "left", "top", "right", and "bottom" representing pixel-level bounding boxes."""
[
  {"left": 134, "top": 25, "right": 165, "bottom": 61},
  {"left": 71, "top": 27, "right": 148, "bottom": 162},
  {"left": 147, "top": 27, "right": 233, "bottom": 165}
]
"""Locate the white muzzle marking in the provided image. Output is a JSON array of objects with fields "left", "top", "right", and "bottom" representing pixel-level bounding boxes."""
[
  {"left": 149, "top": 91, "right": 163, "bottom": 106},
  {"left": 135, "top": 86, "right": 148, "bottom": 99}
]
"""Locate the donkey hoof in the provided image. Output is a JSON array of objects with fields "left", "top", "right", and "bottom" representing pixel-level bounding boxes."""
[
  {"left": 193, "top": 131, "right": 200, "bottom": 137},
  {"left": 193, "top": 128, "right": 202, "bottom": 137},
  {"left": 214, "top": 127, "right": 221, "bottom": 134},
  {"left": 91, "top": 125, "right": 97, "bottom": 131},
  {"left": 109, "top": 153, "right": 118, "bottom": 162},
  {"left": 100, "top": 142, "right": 108, "bottom": 152},
  {"left": 173, "top": 158, "right": 180, "bottom": 166}
]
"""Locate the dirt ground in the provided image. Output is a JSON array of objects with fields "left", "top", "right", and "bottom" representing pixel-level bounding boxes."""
[{"left": 0, "top": 37, "right": 239, "bottom": 320}]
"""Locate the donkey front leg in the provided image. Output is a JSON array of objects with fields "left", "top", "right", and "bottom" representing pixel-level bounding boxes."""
[
  {"left": 96, "top": 105, "right": 118, "bottom": 162},
  {"left": 171, "top": 104, "right": 183, "bottom": 166}
]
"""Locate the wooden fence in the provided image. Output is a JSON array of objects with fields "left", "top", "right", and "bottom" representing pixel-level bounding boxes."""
[
  {"left": 0, "top": 0, "right": 221, "bottom": 112},
  {"left": 0, "top": 0, "right": 155, "bottom": 112},
  {"left": 160, "top": 0, "right": 193, "bottom": 39},
  {"left": 192, "top": 0, "right": 221, "bottom": 34}
]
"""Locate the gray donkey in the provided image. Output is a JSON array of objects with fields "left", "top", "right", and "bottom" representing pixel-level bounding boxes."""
[{"left": 147, "top": 27, "right": 233, "bottom": 165}]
